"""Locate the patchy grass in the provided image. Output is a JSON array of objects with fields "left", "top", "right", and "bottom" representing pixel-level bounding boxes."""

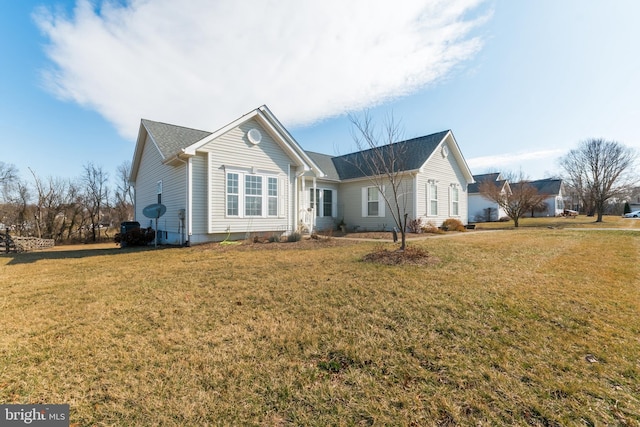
[
  {"left": 474, "top": 214, "right": 640, "bottom": 230},
  {"left": 1, "top": 229, "right": 639, "bottom": 425}
]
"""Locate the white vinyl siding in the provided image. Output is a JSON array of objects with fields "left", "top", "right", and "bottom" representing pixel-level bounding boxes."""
[
  {"left": 202, "top": 119, "right": 292, "bottom": 234},
  {"left": 133, "top": 133, "right": 187, "bottom": 243},
  {"left": 415, "top": 137, "right": 469, "bottom": 227}
]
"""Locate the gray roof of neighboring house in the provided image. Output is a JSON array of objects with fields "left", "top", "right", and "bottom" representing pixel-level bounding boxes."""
[
  {"left": 472, "top": 173, "right": 501, "bottom": 183},
  {"left": 468, "top": 173, "right": 504, "bottom": 193},
  {"left": 528, "top": 178, "right": 563, "bottom": 195},
  {"left": 327, "top": 130, "right": 450, "bottom": 180},
  {"left": 142, "top": 119, "right": 212, "bottom": 159}
]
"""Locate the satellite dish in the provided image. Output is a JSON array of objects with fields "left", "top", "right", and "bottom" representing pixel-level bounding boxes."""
[
  {"left": 247, "top": 128, "right": 262, "bottom": 145},
  {"left": 143, "top": 203, "right": 167, "bottom": 219}
]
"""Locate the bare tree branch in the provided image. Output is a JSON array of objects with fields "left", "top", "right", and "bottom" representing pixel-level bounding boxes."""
[
  {"left": 560, "top": 139, "right": 637, "bottom": 221},
  {"left": 478, "top": 170, "right": 546, "bottom": 227},
  {"left": 345, "top": 111, "right": 412, "bottom": 250}
]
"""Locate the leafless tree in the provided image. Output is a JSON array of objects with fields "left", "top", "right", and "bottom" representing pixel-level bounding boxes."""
[
  {"left": 9, "top": 180, "right": 33, "bottom": 236},
  {"left": 29, "top": 169, "right": 76, "bottom": 241},
  {"left": 346, "top": 112, "right": 411, "bottom": 250},
  {"left": 0, "top": 162, "right": 18, "bottom": 202},
  {"left": 82, "top": 162, "right": 110, "bottom": 242},
  {"left": 0, "top": 162, "right": 17, "bottom": 185},
  {"left": 479, "top": 171, "right": 546, "bottom": 227},
  {"left": 560, "top": 138, "right": 637, "bottom": 222},
  {"left": 113, "top": 161, "right": 134, "bottom": 224}
]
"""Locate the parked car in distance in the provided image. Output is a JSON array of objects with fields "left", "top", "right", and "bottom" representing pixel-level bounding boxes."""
[
  {"left": 624, "top": 210, "right": 640, "bottom": 218},
  {"left": 561, "top": 209, "right": 578, "bottom": 217}
]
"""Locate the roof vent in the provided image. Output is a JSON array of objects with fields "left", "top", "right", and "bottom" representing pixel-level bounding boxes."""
[{"left": 247, "top": 128, "right": 262, "bottom": 145}]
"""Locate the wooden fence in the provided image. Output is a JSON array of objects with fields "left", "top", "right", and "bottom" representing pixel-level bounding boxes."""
[{"left": 1, "top": 233, "right": 55, "bottom": 253}]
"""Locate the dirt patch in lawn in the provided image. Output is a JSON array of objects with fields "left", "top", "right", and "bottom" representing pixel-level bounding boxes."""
[{"left": 361, "top": 245, "right": 439, "bottom": 266}]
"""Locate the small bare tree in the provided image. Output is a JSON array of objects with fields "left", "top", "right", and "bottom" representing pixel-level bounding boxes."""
[
  {"left": 346, "top": 112, "right": 411, "bottom": 250},
  {"left": 82, "top": 163, "right": 110, "bottom": 242},
  {"left": 113, "top": 161, "right": 134, "bottom": 224},
  {"left": 479, "top": 171, "right": 546, "bottom": 227},
  {"left": 560, "top": 138, "right": 637, "bottom": 222}
]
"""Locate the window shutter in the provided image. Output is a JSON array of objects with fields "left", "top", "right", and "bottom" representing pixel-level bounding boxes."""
[
  {"left": 332, "top": 189, "right": 337, "bottom": 218},
  {"left": 279, "top": 177, "right": 286, "bottom": 218},
  {"left": 378, "top": 186, "right": 385, "bottom": 217},
  {"left": 361, "top": 187, "right": 367, "bottom": 217}
]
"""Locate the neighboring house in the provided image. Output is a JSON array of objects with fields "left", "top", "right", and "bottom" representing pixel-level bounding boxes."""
[
  {"left": 524, "top": 178, "right": 566, "bottom": 217},
  {"left": 129, "top": 105, "right": 474, "bottom": 245},
  {"left": 628, "top": 186, "right": 640, "bottom": 212},
  {"left": 467, "top": 173, "right": 509, "bottom": 222}
]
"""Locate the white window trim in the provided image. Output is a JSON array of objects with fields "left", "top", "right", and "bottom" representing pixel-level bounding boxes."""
[
  {"left": 449, "top": 184, "right": 460, "bottom": 217},
  {"left": 310, "top": 188, "right": 337, "bottom": 218},
  {"left": 225, "top": 168, "right": 281, "bottom": 218},
  {"left": 361, "top": 186, "right": 385, "bottom": 218},
  {"left": 226, "top": 172, "right": 240, "bottom": 217},
  {"left": 428, "top": 181, "right": 438, "bottom": 216}
]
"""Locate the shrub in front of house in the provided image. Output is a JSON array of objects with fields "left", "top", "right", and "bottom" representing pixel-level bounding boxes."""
[
  {"left": 441, "top": 218, "right": 466, "bottom": 232},
  {"left": 407, "top": 217, "right": 424, "bottom": 233},
  {"left": 114, "top": 227, "right": 156, "bottom": 247},
  {"left": 287, "top": 232, "right": 302, "bottom": 242},
  {"left": 421, "top": 221, "right": 444, "bottom": 234}
]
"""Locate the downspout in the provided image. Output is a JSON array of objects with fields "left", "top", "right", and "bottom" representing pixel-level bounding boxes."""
[
  {"left": 312, "top": 176, "right": 317, "bottom": 234},
  {"left": 300, "top": 174, "right": 306, "bottom": 232},
  {"left": 288, "top": 165, "right": 304, "bottom": 233},
  {"left": 413, "top": 172, "right": 418, "bottom": 220},
  {"left": 174, "top": 153, "right": 192, "bottom": 246}
]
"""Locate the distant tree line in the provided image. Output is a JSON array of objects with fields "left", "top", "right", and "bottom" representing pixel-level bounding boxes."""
[
  {"left": 478, "top": 138, "right": 637, "bottom": 226},
  {"left": 0, "top": 161, "right": 134, "bottom": 243}
]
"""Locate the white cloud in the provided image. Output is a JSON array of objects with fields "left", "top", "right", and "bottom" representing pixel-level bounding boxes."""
[
  {"left": 34, "top": 0, "right": 489, "bottom": 140},
  {"left": 467, "top": 149, "right": 565, "bottom": 172}
]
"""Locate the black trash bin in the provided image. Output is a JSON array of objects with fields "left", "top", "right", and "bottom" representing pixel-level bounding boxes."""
[{"left": 119, "top": 221, "right": 140, "bottom": 247}]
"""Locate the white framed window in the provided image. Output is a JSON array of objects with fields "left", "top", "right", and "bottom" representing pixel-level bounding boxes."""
[
  {"left": 225, "top": 170, "right": 280, "bottom": 218},
  {"left": 367, "top": 187, "right": 379, "bottom": 216},
  {"left": 226, "top": 173, "right": 239, "bottom": 216},
  {"left": 157, "top": 180, "right": 163, "bottom": 204},
  {"left": 310, "top": 188, "right": 336, "bottom": 217},
  {"left": 428, "top": 181, "right": 438, "bottom": 216},
  {"left": 362, "top": 186, "right": 385, "bottom": 217},
  {"left": 450, "top": 185, "right": 460, "bottom": 216},
  {"left": 268, "top": 177, "right": 278, "bottom": 216},
  {"left": 245, "top": 175, "right": 262, "bottom": 216}
]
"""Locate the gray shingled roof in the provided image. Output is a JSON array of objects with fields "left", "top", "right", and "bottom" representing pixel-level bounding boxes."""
[
  {"left": 327, "top": 130, "right": 450, "bottom": 180},
  {"left": 306, "top": 151, "right": 340, "bottom": 180},
  {"left": 142, "top": 119, "right": 212, "bottom": 159},
  {"left": 528, "top": 178, "right": 563, "bottom": 195},
  {"left": 468, "top": 173, "right": 503, "bottom": 193}
]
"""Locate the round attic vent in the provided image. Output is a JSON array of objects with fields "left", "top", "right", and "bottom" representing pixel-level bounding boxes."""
[
  {"left": 441, "top": 145, "right": 449, "bottom": 158},
  {"left": 247, "top": 128, "right": 262, "bottom": 145}
]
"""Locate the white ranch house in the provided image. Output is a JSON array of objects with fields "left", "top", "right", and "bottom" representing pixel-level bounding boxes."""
[{"left": 129, "top": 105, "right": 474, "bottom": 245}]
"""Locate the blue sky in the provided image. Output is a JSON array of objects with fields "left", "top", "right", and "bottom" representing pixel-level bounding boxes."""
[{"left": 1, "top": 0, "right": 639, "bottom": 186}]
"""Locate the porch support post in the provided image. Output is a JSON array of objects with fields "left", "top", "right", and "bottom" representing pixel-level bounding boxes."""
[
  {"left": 312, "top": 176, "right": 317, "bottom": 234},
  {"left": 186, "top": 157, "right": 193, "bottom": 245},
  {"left": 301, "top": 176, "right": 306, "bottom": 233}
]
